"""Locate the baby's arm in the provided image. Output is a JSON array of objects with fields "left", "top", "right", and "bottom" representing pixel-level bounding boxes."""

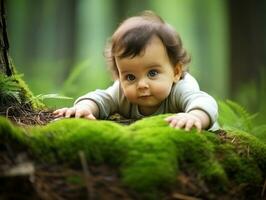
[
  {"left": 165, "top": 109, "right": 210, "bottom": 132},
  {"left": 53, "top": 81, "right": 120, "bottom": 120},
  {"left": 53, "top": 99, "right": 99, "bottom": 120},
  {"left": 165, "top": 73, "right": 217, "bottom": 132}
]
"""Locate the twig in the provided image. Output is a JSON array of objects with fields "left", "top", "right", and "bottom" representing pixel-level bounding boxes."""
[
  {"left": 5, "top": 105, "right": 13, "bottom": 118},
  {"left": 79, "top": 151, "right": 94, "bottom": 200},
  {"left": 231, "top": 137, "right": 236, "bottom": 144}
]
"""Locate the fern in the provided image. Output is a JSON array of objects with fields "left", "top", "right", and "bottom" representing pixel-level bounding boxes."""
[
  {"left": 218, "top": 99, "right": 266, "bottom": 142},
  {"left": 0, "top": 73, "right": 22, "bottom": 105},
  {"left": 218, "top": 100, "right": 256, "bottom": 132},
  {"left": 252, "top": 124, "right": 266, "bottom": 141},
  {"left": 225, "top": 100, "right": 256, "bottom": 131}
]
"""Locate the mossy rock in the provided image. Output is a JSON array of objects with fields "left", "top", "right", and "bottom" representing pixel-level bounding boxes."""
[{"left": 0, "top": 115, "right": 265, "bottom": 199}]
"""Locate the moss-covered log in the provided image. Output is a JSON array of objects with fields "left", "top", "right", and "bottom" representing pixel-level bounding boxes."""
[{"left": 1, "top": 115, "right": 265, "bottom": 199}]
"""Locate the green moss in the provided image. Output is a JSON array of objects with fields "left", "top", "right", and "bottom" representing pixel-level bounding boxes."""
[
  {"left": 14, "top": 73, "right": 45, "bottom": 109},
  {"left": 1, "top": 115, "right": 266, "bottom": 198},
  {"left": 0, "top": 116, "right": 26, "bottom": 143},
  {"left": 122, "top": 127, "right": 178, "bottom": 193},
  {"left": 225, "top": 131, "right": 266, "bottom": 177},
  {"left": 28, "top": 119, "right": 130, "bottom": 164},
  {"left": 124, "top": 115, "right": 227, "bottom": 193},
  {"left": 213, "top": 130, "right": 266, "bottom": 189},
  {"left": 0, "top": 72, "right": 44, "bottom": 109}
]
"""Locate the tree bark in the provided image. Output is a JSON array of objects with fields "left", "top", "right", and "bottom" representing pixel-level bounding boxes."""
[
  {"left": 0, "top": 0, "right": 13, "bottom": 76},
  {"left": 0, "top": 0, "right": 44, "bottom": 111},
  {"left": 229, "top": 0, "right": 266, "bottom": 96}
]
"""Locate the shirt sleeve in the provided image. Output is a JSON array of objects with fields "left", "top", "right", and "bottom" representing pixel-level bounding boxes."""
[
  {"left": 74, "top": 81, "right": 120, "bottom": 119},
  {"left": 172, "top": 73, "right": 218, "bottom": 126}
]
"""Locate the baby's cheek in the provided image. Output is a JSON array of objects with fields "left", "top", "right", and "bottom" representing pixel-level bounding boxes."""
[
  {"left": 123, "top": 87, "right": 136, "bottom": 101},
  {"left": 153, "top": 85, "right": 172, "bottom": 99}
]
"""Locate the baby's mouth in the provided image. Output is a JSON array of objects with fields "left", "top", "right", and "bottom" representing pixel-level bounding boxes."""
[{"left": 138, "top": 95, "right": 152, "bottom": 98}]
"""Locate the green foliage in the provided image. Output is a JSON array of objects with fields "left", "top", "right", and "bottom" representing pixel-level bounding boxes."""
[
  {"left": 1, "top": 115, "right": 266, "bottom": 198},
  {"left": 35, "top": 94, "right": 73, "bottom": 101},
  {"left": 218, "top": 100, "right": 255, "bottom": 132},
  {"left": 218, "top": 100, "right": 266, "bottom": 142},
  {"left": 33, "top": 93, "right": 73, "bottom": 108}
]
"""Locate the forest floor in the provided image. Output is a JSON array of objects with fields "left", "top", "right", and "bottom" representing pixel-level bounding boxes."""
[{"left": 0, "top": 107, "right": 262, "bottom": 200}]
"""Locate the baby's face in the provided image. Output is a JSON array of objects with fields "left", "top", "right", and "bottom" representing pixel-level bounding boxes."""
[{"left": 116, "top": 36, "right": 181, "bottom": 115}]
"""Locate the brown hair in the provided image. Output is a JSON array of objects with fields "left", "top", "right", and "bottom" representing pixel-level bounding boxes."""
[{"left": 105, "top": 10, "right": 191, "bottom": 79}]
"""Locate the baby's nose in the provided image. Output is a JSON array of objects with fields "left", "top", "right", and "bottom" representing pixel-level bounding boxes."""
[{"left": 137, "top": 79, "right": 149, "bottom": 89}]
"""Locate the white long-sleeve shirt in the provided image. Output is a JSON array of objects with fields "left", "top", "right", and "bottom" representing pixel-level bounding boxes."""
[{"left": 75, "top": 73, "right": 218, "bottom": 128}]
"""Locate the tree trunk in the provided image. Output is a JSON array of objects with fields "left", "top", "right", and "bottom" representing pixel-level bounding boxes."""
[
  {"left": 0, "top": 0, "right": 44, "bottom": 114},
  {"left": 0, "top": 0, "right": 13, "bottom": 76},
  {"left": 229, "top": 0, "right": 266, "bottom": 96}
]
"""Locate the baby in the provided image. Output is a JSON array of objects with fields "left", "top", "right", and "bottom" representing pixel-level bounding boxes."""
[{"left": 54, "top": 11, "right": 218, "bottom": 131}]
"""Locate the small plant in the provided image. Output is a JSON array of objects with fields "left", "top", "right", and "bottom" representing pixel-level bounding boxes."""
[
  {"left": 0, "top": 72, "right": 46, "bottom": 112},
  {"left": 0, "top": 73, "right": 22, "bottom": 106},
  {"left": 34, "top": 93, "right": 73, "bottom": 102}
]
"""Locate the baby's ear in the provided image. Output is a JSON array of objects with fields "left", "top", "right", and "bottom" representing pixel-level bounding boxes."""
[{"left": 173, "top": 63, "right": 183, "bottom": 83}]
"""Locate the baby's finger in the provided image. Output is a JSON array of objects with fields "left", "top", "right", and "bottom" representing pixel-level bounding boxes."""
[
  {"left": 165, "top": 115, "right": 182, "bottom": 122},
  {"left": 85, "top": 113, "right": 96, "bottom": 120},
  {"left": 176, "top": 118, "right": 186, "bottom": 129},
  {"left": 75, "top": 109, "right": 85, "bottom": 118},
  {"left": 184, "top": 119, "right": 195, "bottom": 131},
  {"left": 65, "top": 108, "right": 75, "bottom": 118},
  {"left": 165, "top": 116, "right": 174, "bottom": 122},
  {"left": 53, "top": 108, "right": 68, "bottom": 118},
  {"left": 53, "top": 108, "right": 67, "bottom": 115},
  {"left": 168, "top": 118, "right": 178, "bottom": 128},
  {"left": 194, "top": 121, "right": 202, "bottom": 132},
  {"left": 53, "top": 112, "right": 61, "bottom": 117}
]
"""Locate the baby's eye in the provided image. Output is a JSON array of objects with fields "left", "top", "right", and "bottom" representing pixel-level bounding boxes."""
[
  {"left": 147, "top": 69, "right": 159, "bottom": 78},
  {"left": 126, "top": 74, "right": 136, "bottom": 81}
]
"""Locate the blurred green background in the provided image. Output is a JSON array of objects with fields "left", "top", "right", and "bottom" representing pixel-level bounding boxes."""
[{"left": 5, "top": 0, "right": 266, "bottom": 123}]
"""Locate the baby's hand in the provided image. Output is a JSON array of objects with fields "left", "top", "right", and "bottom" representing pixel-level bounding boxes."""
[
  {"left": 53, "top": 104, "right": 96, "bottom": 120},
  {"left": 165, "top": 113, "right": 202, "bottom": 132}
]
